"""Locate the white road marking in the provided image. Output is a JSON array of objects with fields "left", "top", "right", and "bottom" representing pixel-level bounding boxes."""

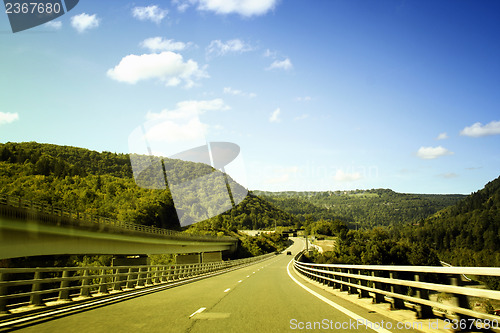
[
  {"left": 238, "top": 280, "right": 242, "bottom": 283},
  {"left": 189, "top": 307, "right": 206, "bottom": 318},
  {"left": 286, "top": 259, "right": 392, "bottom": 333},
  {"left": 224, "top": 288, "right": 231, "bottom": 292},
  {"left": 246, "top": 275, "right": 250, "bottom": 277}
]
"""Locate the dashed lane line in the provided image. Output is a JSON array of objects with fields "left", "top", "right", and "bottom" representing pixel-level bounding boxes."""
[{"left": 189, "top": 307, "right": 206, "bottom": 318}]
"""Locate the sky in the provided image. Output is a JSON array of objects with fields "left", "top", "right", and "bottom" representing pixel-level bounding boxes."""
[{"left": 0, "top": 0, "right": 499, "bottom": 194}]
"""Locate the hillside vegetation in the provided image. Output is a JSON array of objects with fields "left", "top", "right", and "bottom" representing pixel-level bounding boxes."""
[
  {"left": 0, "top": 142, "right": 296, "bottom": 262},
  {"left": 255, "top": 189, "right": 464, "bottom": 228},
  {"left": 406, "top": 175, "right": 500, "bottom": 268}
]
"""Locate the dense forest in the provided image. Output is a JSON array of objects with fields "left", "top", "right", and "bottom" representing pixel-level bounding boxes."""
[
  {"left": 2, "top": 142, "right": 498, "bottom": 275},
  {"left": 0, "top": 142, "right": 296, "bottom": 231},
  {"left": 0, "top": 142, "right": 294, "bottom": 262},
  {"left": 404, "top": 175, "right": 500, "bottom": 268},
  {"left": 304, "top": 176, "right": 500, "bottom": 288},
  {"left": 255, "top": 189, "right": 465, "bottom": 228}
]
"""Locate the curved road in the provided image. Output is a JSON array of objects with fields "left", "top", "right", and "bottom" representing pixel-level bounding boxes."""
[{"left": 11, "top": 238, "right": 419, "bottom": 332}]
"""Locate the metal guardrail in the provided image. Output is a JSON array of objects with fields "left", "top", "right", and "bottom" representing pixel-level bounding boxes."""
[
  {"left": 0, "top": 253, "right": 275, "bottom": 314},
  {"left": 293, "top": 251, "right": 500, "bottom": 323},
  {"left": 0, "top": 195, "right": 235, "bottom": 242}
]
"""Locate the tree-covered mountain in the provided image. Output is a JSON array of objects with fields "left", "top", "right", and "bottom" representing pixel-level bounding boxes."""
[
  {"left": 405, "top": 175, "right": 500, "bottom": 268},
  {"left": 254, "top": 189, "right": 465, "bottom": 228},
  {"left": 0, "top": 142, "right": 296, "bottom": 232}
]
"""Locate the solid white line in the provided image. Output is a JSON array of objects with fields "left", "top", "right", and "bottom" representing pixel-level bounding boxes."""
[
  {"left": 189, "top": 307, "right": 206, "bottom": 318},
  {"left": 224, "top": 288, "right": 231, "bottom": 293},
  {"left": 286, "top": 260, "right": 392, "bottom": 333}
]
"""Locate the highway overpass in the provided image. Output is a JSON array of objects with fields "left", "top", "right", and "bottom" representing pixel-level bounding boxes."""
[{"left": 0, "top": 196, "right": 237, "bottom": 259}]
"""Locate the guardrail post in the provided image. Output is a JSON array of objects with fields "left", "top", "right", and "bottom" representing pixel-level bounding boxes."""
[
  {"left": 137, "top": 267, "right": 145, "bottom": 287},
  {"left": 80, "top": 269, "right": 91, "bottom": 297},
  {"left": 450, "top": 275, "right": 471, "bottom": 321},
  {"left": 347, "top": 269, "right": 357, "bottom": 294},
  {"left": 145, "top": 266, "right": 153, "bottom": 286},
  {"left": 357, "top": 270, "right": 370, "bottom": 298},
  {"left": 162, "top": 266, "right": 169, "bottom": 282},
  {"left": 371, "top": 271, "right": 385, "bottom": 303},
  {"left": 389, "top": 272, "right": 405, "bottom": 309},
  {"left": 126, "top": 268, "right": 135, "bottom": 289},
  {"left": 339, "top": 269, "right": 348, "bottom": 292},
  {"left": 113, "top": 268, "right": 124, "bottom": 291},
  {"left": 58, "top": 270, "right": 71, "bottom": 301},
  {"left": 98, "top": 269, "right": 109, "bottom": 294},
  {"left": 414, "top": 273, "right": 433, "bottom": 319},
  {"left": 30, "top": 270, "right": 44, "bottom": 306},
  {"left": 0, "top": 272, "right": 9, "bottom": 313}
]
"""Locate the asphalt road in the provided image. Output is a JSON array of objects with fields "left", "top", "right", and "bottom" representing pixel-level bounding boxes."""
[{"left": 10, "top": 238, "right": 420, "bottom": 333}]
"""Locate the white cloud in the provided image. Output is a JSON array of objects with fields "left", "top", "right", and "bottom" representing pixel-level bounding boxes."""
[
  {"left": 45, "top": 21, "right": 62, "bottom": 30},
  {"left": 223, "top": 87, "right": 256, "bottom": 98},
  {"left": 416, "top": 146, "right": 454, "bottom": 160},
  {"left": 436, "top": 132, "right": 448, "bottom": 140},
  {"left": 132, "top": 5, "right": 168, "bottom": 24},
  {"left": 206, "top": 39, "right": 253, "bottom": 58},
  {"left": 333, "top": 170, "right": 362, "bottom": 182},
  {"left": 175, "top": 0, "right": 279, "bottom": 17},
  {"left": 140, "top": 37, "right": 192, "bottom": 52},
  {"left": 269, "top": 108, "right": 281, "bottom": 123},
  {"left": 266, "top": 58, "right": 293, "bottom": 71},
  {"left": 71, "top": 13, "right": 99, "bottom": 33},
  {"left": 172, "top": 0, "right": 192, "bottom": 12},
  {"left": 295, "top": 96, "right": 312, "bottom": 102},
  {"left": 144, "top": 99, "right": 229, "bottom": 146},
  {"left": 106, "top": 51, "right": 208, "bottom": 88},
  {"left": 460, "top": 120, "right": 500, "bottom": 137},
  {"left": 0, "top": 112, "right": 19, "bottom": 125}
]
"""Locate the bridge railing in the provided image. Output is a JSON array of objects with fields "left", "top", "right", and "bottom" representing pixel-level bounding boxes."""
[
  {"left": 293, "top": 251, "right": 500, "bottom": 324},
  {"left": 0, "top": 194, "right": 234, "bottom": 242},
  {"left": 0, "top": 253, "right": 275, "bottom": 314}
]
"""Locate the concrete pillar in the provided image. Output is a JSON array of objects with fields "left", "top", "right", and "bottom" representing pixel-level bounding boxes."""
[
  {"left": 201, "top": 251, "right": 222, "bottom": 263},
  {"left": 175, "top": 253, "right": 201, "bottom": 264}
]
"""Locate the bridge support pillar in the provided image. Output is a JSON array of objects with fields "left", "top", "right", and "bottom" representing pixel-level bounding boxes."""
[
  {"left": 201, "top": 251, "right": 222, "bottom": 263},
  {"left": 175, "top": 253, "right": 201, "bottom": 264}
]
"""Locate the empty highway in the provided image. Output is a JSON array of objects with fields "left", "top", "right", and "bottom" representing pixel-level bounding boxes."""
[{"left": 10, "top": 239, "right": 419, "bottom": 333}]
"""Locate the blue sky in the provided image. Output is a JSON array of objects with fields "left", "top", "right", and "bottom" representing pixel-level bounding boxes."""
[{"left": 0, "top": 0, "right": 499, "bottom": 194}]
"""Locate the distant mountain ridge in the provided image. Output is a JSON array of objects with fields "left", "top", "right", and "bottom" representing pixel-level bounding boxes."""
[{"left": 254, "top": 188, "right": 465, "bottom": 228}]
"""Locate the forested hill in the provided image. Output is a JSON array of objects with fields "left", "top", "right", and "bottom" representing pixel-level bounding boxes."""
[
  {"left": 254, "top": 189, "right": 465, "bottom": 228},
  {"left": 406, "top": 175, "right": 500, "bottom": 267},
  {"left": 0, "top": 142, "right": 296, "bottom": 231}
]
